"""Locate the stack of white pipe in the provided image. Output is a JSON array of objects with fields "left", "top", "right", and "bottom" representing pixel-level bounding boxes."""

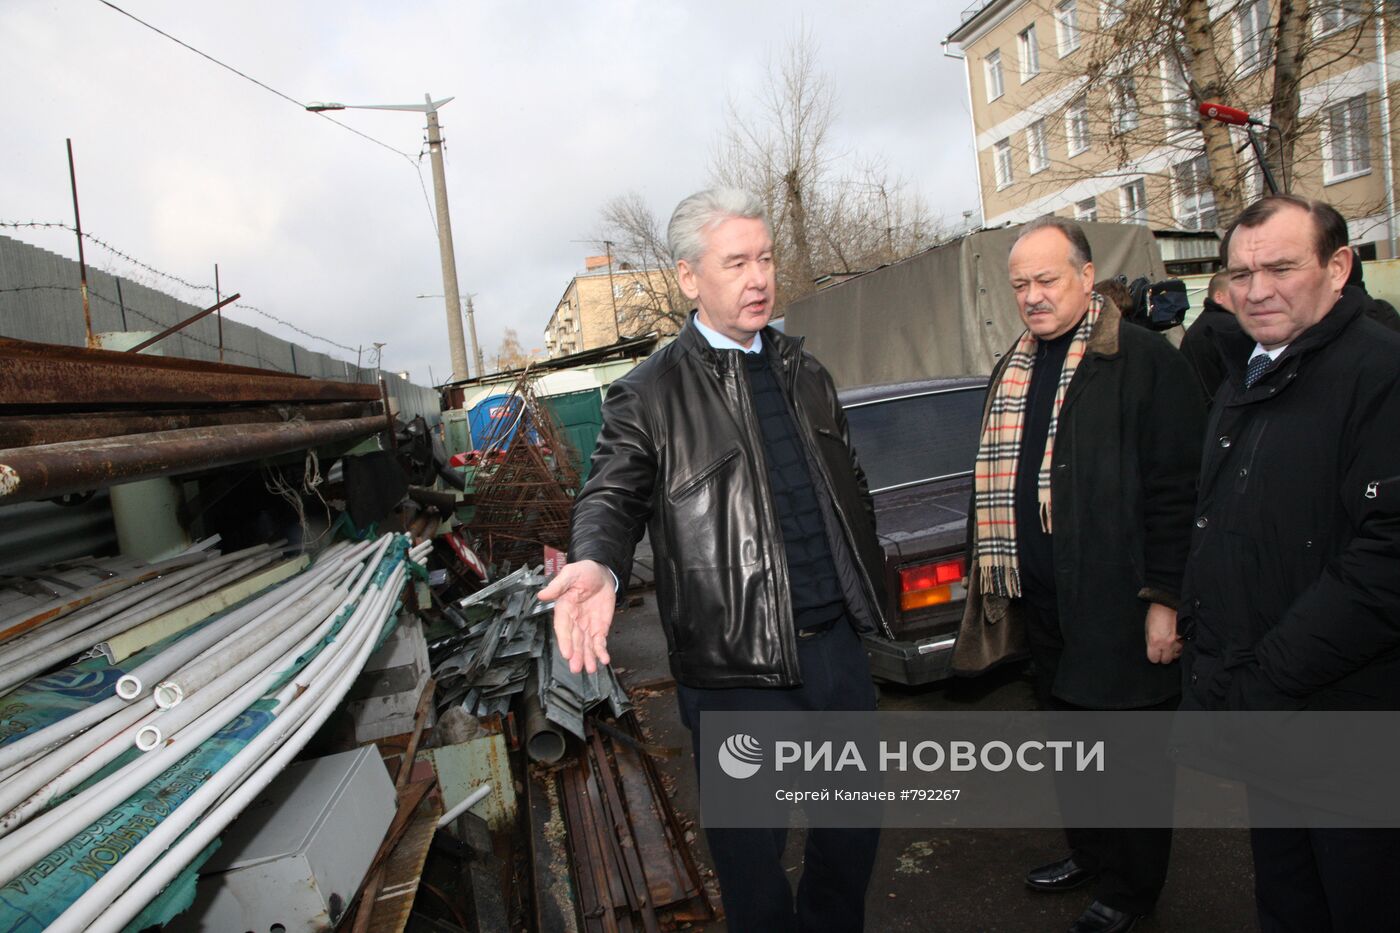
[
  {"left": 0, "top": 533, "right": 413, "bottom": 928},
  {"left": 0, "top": 535, "right": 411, "bottom": 924}
]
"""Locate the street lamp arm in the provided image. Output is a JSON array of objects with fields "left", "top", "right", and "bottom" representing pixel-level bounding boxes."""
[{"left": 305, "top": 97, "right": 453, "bottom": 114}]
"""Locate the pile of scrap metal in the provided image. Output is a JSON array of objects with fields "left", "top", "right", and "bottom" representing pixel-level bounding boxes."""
[
  {"left": 428, "top": 566, "right": 629, "bottom": 761},
  {"left": 0, "top": 532, "right": 422, "bottom": 930},
  {"left": 529, "top": 718, "right": 717, "bottom": 932},
  {"left": 0, "top": 337, "right": 387, "bottom": 507},
  {"left": 464, "top": 373, "right": 582, "bottom": 568}
]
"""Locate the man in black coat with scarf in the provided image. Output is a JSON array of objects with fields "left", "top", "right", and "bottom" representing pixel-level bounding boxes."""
[
  {"left": 1179, "top": 195, "right": 1400, "bottom": 932},
  {"left": 954, "top": 216, "right": 1206, "bottom": 933}
]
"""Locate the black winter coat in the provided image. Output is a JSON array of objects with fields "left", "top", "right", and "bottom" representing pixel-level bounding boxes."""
[
  {"left": 1179, "top": 299, "right": 1242, "bottom": 405},
  {"left": 568, "top": 317, "right": 890, "bottom": 689},
  {"left": 1180, "top": 291, "right": 1400, "bottom": 711},
  {"left": 954, "top": 303, "right": 1207, "bottom": 708}
]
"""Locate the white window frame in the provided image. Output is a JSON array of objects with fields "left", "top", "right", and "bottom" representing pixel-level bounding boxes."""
[
  {"left": 1066, "top": 95, "right": 1090, "bottom": 155},
  {"left": 1026, "top": 119, "right": 1049, "bottom": 174},
  {"left": 1111, "top": 75, "right": 1140, "bottom": 133},
  {"left": 1018, "top": 24, "right": 1040, "bottom": 82},
  {"left": 1075, "top": 197, "right": 1098, "bottom": 222},
  {"left": 1055, "top": 0, "right": 1081, "bottom": 56},
  {"left": 994, "top": 137, "right": 1015, "bottom": 188},
  {"left": 1172, "top": 155, "right": 1219, "bottom": 231},
  {"left": 985, "top": 49, "right": 1005, "bottom": 102},
  {"left": 1323, "top": 94, "right": 1372, "bottom": 183},
  {"left": 1119, "top": 179, "right": 1149, "bottom": 224},
  {"left": 1161, "top": 56, "right": 1194, "bottom": 133},
  {"left": 1314, "top": 0, "right": 1361, "bottom": 36},
  {"left": 1101, "top": 0, "right": 1124, "bottom": 28},
  {"left": 1235, "top": 0, "right": 1270, "bottom": 76}
]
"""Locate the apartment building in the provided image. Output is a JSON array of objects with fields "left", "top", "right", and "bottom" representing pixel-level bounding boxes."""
[
  {"left": 945, "top": 0, "right": 1399, "bottom": 265},
  {"left": 543, "top": 256, "right": 680, "bottom": 359}
]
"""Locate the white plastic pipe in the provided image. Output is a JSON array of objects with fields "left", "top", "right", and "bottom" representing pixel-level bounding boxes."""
[
  {"left": 0, "top": 553, "right": 279, "bottom": 695},
  {"left": 0, "top": 579, "right": 374, "bottom": 887},
  {"left": 437, "top": 782, "right": 493, "bottom": 828},
  {"left": 136, "top": 582, "right": 348, "bottom": 749},
  {"left": 0, "top": 540, "right": 366, "bottom": 777},
  {"left": 65, "top": 561, "right": 407, "bottom": 933},
  {"left": 0, "top": 696, "right": 159, "bottom": 836}
]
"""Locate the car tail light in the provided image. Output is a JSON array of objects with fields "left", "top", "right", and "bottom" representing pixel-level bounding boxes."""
[{"left": 899, "top": 556, "right": 967, "bottom": 611}]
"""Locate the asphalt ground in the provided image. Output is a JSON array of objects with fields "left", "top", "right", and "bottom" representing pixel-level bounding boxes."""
[{"left": 607, "top": 592, "right": 1260, "bottom": 933}]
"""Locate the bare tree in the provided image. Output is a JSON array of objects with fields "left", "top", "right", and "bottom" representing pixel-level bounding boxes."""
[
  {"left": 999, "top": 0, "right": 1391, "bottom": 229},
  {"left": 492, "top": 328, "right": 536, "bottom": 373},
  {"left": 708, "top": 28, "right": 942, "bottom": 305},
  {"left": 589, "top": 193, "right": 689, "bottom": 336}
]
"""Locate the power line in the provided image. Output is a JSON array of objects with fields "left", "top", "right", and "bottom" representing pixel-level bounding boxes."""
[
  {"left": 95, "top": 0, "right": 419, "bottom": 166},
  {"left": 94, "top": 1, "right": 443, "bottom": 243}
]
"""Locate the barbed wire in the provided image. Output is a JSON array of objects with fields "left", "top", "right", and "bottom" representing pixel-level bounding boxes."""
[{"left": 0, "top": 220, "right": 359, "bottom": 355}]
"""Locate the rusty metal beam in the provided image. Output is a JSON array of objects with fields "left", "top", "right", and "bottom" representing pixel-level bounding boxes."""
[
  {"left": 0, "top": 401, "right": 382, "bottom": 448},
  {"left": 125, "top": 293, "right": 240, "bottom": 353},
  {"left": 0, "top": 416, "right": 385, "bottom": 505},
  {"left": 0, "top": 338, "right": 380, "bottom": 409}
]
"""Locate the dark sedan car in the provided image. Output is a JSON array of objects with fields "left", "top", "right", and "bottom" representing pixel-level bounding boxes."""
[{"left": 840, "top": 376, "right": 989, "bottom": 685}]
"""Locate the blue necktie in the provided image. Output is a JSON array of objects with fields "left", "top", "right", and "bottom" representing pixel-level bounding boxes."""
[{"left": 1244, "top": 353, "right": 1273, "bottom": 388}]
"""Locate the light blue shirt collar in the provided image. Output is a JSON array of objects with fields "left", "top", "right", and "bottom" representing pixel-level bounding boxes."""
[{"left": 692, "top": 313, "right": 763, "bottom": 354}]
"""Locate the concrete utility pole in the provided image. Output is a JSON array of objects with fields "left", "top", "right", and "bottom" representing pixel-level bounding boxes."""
[
  {"left": 464, "top": 294, "right": 486, "bottom": 377},
  {"left": 306, "top": 94, "right": 474, "bottom": 381}
]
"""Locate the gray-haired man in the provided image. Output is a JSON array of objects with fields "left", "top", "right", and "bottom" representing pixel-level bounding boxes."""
[{"left": 541, "top": 188, "right": 890, "bottom": 931}]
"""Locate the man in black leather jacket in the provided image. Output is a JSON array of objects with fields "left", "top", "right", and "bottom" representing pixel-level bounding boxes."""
[{"left": 541, "top": 188, "right": 889, "bottom": 932}]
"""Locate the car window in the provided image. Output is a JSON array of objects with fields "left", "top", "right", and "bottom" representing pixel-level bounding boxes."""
[{"left": 843, "top": 386, "right": 987, "bottom": 492}]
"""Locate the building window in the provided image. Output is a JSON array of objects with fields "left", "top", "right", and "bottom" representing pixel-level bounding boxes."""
[
  {"left": 1066, "top": 95, "right": 1090, "bottom": 155},
  {"left": 1161, "top": 56, "right": 1194, "bottom": 133},
  {"left": 1112, "top": 76, "right": 1140, "bottom": 133},
  {"left": 985, "top": 50, "right": 1005, "bottom": 101},
  {"left": 1324, "top": 94, "right": 1372, "bottom": 182},
  {"left": 994, "top": 137, "right": 1015, "bottom": 188},
  {"left": 1055, "top": 1, "right": 1080, "bottom": 56},
  {"left": 1019, "top": 24, "right": 1040, "bottom": 82},
  {"left": 1075, "top": 197, "right": 1098, "bottom": 222},
  {"left": 1027, "top": 119, "right": 1049, "bottom": 173},
  {"left": 1119, "top": 179, "right": 1149, "bottom": 224},
  {"left": 1236, "top": 0, "right": 1270, "bottom": 75},
  {"left": 612, "top": 284, "right": 625, "bottom": 300},
  {"left": 1101, "top": 0, "right": 1124, "bottom": 28},
  {"left": 1172, "top": 155, "right": 1219, "bottom": 231},
  {"left": 1315, "top": 0, "right": 1361, "bottom": 35},
  {"left": 633, "top": 281, "right": 646, "bottom": 297}
]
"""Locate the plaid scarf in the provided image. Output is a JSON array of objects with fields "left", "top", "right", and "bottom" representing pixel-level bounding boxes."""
[{"left": 974, "top": 294, "right": 1101, "bottom": 598}]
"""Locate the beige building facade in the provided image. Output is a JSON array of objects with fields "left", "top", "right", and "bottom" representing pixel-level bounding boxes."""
[
  {"left": 946, "top": 0, "right": 1400, "bottom": 263},
  {"left": 543, "top": 256, "right": 681, "bottom": 358}
]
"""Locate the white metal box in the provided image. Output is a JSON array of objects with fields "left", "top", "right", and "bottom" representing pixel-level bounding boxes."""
[{"left": 170, "top": 745, "right": 396, "bottom": 932}]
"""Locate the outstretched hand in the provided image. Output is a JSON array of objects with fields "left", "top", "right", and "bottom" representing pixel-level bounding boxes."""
[{"left": 538, "top": 559, "right": 617, "bottom": 674}]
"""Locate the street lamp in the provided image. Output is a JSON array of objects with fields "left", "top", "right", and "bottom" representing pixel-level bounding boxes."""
[
  {"left": 306, "top": 94, "right": 473, "bottom": 381},
  {"left": 417, "top": 292, "right": 485, "bottom": 379}
]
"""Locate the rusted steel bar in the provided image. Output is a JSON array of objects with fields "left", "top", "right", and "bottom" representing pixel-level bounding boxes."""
[
  {"left": 0, "top": 338, "right": 381, "bottom": 408},
  {"left": 125, "top": 293, "right": 241, "bottom": 354},
  {"left": 589, "top": 731, "right": 662, "bottom": 933},
  {"left": 66, "top": 139, "right": 94, "bottom": 349},
  {"left": 0, "top": 401, "right": 382, "bottom": 448},
  {"left": 0, "top": 416, "right": 385, "bottom": 505},
  {"left": 215, "top": 264, "right": 223, "bottom": 363}
]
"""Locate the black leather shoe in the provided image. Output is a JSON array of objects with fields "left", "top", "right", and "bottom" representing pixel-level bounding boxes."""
[
  {"left": 1025, "top": 856, "right": 1096, "bottom": 892},
  {"left": 1067, "top": 900, "right": 1141, "bottom": 933}
]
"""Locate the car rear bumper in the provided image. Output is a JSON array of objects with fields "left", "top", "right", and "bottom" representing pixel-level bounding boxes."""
[{"left": 861, "top": 630, "right": 959, "bottom": 686}]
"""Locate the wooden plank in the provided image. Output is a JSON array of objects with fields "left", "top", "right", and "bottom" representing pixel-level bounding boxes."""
[{"left": 363, "top": 782, "right": 444, "bottom": 933}]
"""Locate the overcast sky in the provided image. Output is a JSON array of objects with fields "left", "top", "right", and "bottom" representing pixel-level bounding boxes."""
[{"left": 1, "top": 0, "right": 979, "bottom": 386}]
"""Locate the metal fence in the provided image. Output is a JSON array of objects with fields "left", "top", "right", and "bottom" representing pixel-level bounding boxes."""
[{"left": 0, "top": 234, "right": 441, "bottom": 425}]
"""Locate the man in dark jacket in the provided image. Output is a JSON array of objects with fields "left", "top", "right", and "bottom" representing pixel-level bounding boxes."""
[
  {"left": 953, "top": 216, "right": 1205, "bottom": 933},
  {"left": 540, "top": 188, "right": 889, "bottom": 932},
  {"left": 1179, "top": 269, "right": 1242, "bottom": 403},
  {"left": 1179, "top": 195, "right": 1400, "bottom": 932}
]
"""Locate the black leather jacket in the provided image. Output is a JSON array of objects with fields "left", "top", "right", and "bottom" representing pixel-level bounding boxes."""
[{"left": 568, "top": 317, "right": 890, "bottom": 688}]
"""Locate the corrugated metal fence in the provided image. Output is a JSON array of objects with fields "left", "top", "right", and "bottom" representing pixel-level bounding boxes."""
[{"left": 0, "top": 234, "right": 441, "bottom": 425}]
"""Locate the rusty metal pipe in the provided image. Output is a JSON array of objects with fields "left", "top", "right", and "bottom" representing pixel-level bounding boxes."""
[
  {"left": 0, "top": 417, "right": 385, "bottom": 506},
  {"left": 0, "top": 401, "right": 382, "bottom": 448}
]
